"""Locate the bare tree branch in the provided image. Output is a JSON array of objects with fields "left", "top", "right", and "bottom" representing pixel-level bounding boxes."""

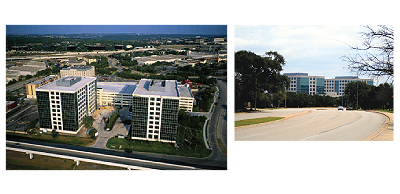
[{"left": 341, "top": 25, "right": 393, "bottom": 78}]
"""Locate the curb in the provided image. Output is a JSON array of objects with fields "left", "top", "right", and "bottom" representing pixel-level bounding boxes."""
[
  {"left": 362, "top": 111, "right": 393, "bottom": 141},
  {"left": 235, "top": 110, "right": 311, "bottom": 129}
]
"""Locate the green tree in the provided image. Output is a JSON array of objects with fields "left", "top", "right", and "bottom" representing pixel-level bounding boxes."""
[
  {"left": 83, "top": 116, "right": 95, "bottom": 128},
  {"left": 344, "top": 81, "right": 371, "bottom": 109},
  {"left": 52, "top": 129, "right": 59, "bottom": 138},
  {"left": 235, "top": 50, "right": 289, "bottom": 110}
]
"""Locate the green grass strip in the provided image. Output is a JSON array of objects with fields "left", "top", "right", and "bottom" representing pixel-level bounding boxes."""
[
  {"left": 235, "top": 117, "right": 284, "bottom": 127},
  {"left": 373, "top": 109, "right": 393, "bottom": 113}
]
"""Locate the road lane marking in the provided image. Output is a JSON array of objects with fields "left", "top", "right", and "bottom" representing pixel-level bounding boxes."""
[
  {"left": 316, "top": 111, "right": 324, "bottom": 117},
  {"left": 299, "top": 113, "right": 363, "bottom": 140}
]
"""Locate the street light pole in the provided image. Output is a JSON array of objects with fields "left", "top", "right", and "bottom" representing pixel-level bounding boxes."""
[
  {"left": 284, "top": 81, "right": 287, "bottom": 108},
  {"left": 356, "top": 73, "right": 359, "bottom": 110},
  {"left": 255, "top": 77, "right": 257, "bottom": 111}
]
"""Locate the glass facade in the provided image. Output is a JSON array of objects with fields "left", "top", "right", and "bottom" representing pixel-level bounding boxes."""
[
  {"left": 131, "top": 96, "right": 148, "bottom": 138},
  {"left": 61, "top": 92, "right": 79, "bottom": 132},
  {"left": 160, "top": 98, "right": 179, "bottom": 142},
  {"left": 316, "top": 78, "right": 325, "bottom": 95},
  {"left": 37, "top": 91, "right": 52, "bottom": 129},
  {"left": 297, "top": 77, "right": 309, "bottom": 94}
]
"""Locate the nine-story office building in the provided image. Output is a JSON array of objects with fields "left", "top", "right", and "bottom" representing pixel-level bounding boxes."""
[
  {"left": 36, "top": 76, "right": 97, "bottom": 134},
  {"left": 130, "top": 79, "right": 194, "bottom": 143}
]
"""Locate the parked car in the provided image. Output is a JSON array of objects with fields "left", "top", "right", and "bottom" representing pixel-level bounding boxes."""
[{"left": 338, "top": 106, "right": 344, "bottom": 111}]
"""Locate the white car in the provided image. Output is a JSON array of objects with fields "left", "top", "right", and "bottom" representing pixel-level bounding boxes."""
[{"left": 338, "top": 106, "right": 344, "bottom": 111}]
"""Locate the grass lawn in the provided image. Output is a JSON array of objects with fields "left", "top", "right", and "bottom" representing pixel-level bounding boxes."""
[
  {"left": 235, "top": 117, "right": 284, "bottom": 127},
  {"left": 6, "top": 150, "right": 126, "bottom": 170},
  {"left": 373, "top": 109, "right": 394, "bottom": 113},
  {"left": 106, "top": 137, "right": 211, "bottom": 158},
  {"left": 6, "top": 132, "right": 96, "bottom": 147}
]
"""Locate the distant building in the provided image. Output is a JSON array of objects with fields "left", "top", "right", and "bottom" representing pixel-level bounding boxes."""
[
  {"left": 284, "top": 73, "right": 325, "bottom": 95},
  {"left": 213, "top": 37, "right": 225, "bottom": 43},
  {"left": 134, "top": 55, "right": 185, "bottom": 65},
  {"left": 6, "top": 101, "right": 17, "bottom": 111},
  {"left": 284, "top": 73, "right": 374, "bottom": 97},
  {"left": 325, "top": 76, "right": 373, "bottom": 97},
  {"left": 6, "top": 61, "right": 47, "bottom": 81},
  {"left": 130, "top": 79, "right": 194, "bottom": 143},
  {"left": 114, "top": 45, "right": 125, "bottom": 50},
  {"left": 83, "top": 55, "right": 97, "bottom": 64},
  {"left": 26, "top": 75, "right": 60, "bottom": 99},
  {"left": 84, "top": 45, "right": 105, "bottom": 51},
  {"left": 60, "top": 65, "right": 95, "bottom": 78},
  {"left": 36, "top": 76, "right": 97, "bottom": 134}
]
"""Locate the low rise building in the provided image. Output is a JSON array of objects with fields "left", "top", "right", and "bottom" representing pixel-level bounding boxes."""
[
  {"left": 26, "top": 75, "right": 60, "bottom": 98},
  {"left": 60, "top": 65, "right": 95, "bottom": 77},
  {"left": 97, "top": 82, "right": 137, "bottom": 108},
  {"left": 83, "top": 55, "right": 97, "bottom": 64}
]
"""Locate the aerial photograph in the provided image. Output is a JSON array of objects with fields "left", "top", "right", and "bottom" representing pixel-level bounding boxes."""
[
  {"left": 235, "top": 25, "right": 393, "bottom": 141},
  {"left": 6, "top": 25, "right": 227, "bottom": 170}
]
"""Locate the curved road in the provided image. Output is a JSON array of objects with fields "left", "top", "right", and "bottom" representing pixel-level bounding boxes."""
[
  {"left": 206, "top": 79, "right": 227, "bottom": 163},
  {"left": 235, "top": 108, "right": 386, "bottom": 141}
]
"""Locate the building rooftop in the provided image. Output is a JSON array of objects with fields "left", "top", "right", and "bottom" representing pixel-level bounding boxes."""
[
  {"left": 62, "top": 65, "right": 93, "bottom": 71},
  {"left": 334, "top": 76, "right": 359, "bottom": 79},
  {"left": 37, "top": 76, "right": 96, "bottom": 92},
  {"left": 178, "top": 85, "right": 194, "bottom": 98},
  {"left": 97, "top": 82, "right": 137, "bottom": 95},
  {"left": 133, "top": 79, "right": 179, "bottom": 97},
  {"left": 284, "top": 73, "right": 309, "bottom": 76}
]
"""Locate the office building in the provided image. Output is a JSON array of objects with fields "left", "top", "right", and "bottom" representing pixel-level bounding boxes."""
[
  {"left": 60, "top": 65, "right": 95, "bottom": 77},
  {"left": 284, "top": 73, "right": 325, "bottom": 95},
  {"left": 285, "top": 73, "right": 374, "bottom": 97},
  {"left": 97, "top": 82, "right": 137, "bottom": 108},
  {"left": 325, "top": 76, "right": 373, "bottom": 97},
  {"left": 130, "top": 79, "right": 194, "bottom": 143},
  {"left": 26, "top": 75, "right": 59, "bottom": 98},
  {"left": 36, "top": 76, "right": 97, "bottom": 134}
]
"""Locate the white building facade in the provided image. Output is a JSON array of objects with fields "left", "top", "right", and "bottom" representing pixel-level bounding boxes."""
[{"left": 36, "top": 76, "right": 97, "bottom": 134}]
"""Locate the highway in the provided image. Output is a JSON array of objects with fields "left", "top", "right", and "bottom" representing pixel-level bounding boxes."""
[
  {"left": 5, "top": 139, "right": 218, "bottom": 170},
  {"left": 235, "top": 108, "right": 386, "bottom": 141}
]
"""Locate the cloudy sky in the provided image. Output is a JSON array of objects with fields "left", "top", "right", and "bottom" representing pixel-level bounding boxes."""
[{"left": 235, "top": 25, "right": 387, "bottom": 84}]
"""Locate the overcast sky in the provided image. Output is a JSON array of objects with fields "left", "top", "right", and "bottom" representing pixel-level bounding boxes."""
[{"left": 235, "top": 25, "right": 389, "bottom": 85}]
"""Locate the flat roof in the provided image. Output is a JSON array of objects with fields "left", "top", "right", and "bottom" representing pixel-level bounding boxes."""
[
  {"left": 178, "top": 85, "right": 193, "bottom": 98},
  {"left": 97, "top": 82, "right": 137, "bottom": 95},
  {"left": 334, "top": 76, "right": 358, "bottom": 79},
  {"left": 37, "top": 76, "right": 96, "bottom": 92},
  {"left": 284, "top": 73, "right": 309, "bottom": 76},
  {"left": 133, "top": 79, "right": 179, "bottom": 97}
]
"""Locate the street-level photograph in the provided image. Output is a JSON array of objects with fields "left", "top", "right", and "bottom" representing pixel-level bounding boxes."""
[
  {"left": 235, "top": 25, "right": 393, "bottom": 141},
  {"left": 6, "top": 25, "right": 227, "bottom": 170}
]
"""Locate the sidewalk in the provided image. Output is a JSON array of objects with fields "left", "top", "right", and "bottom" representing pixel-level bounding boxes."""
[{"left": 363, "top": 111, "right": 393, "bottom": 141}]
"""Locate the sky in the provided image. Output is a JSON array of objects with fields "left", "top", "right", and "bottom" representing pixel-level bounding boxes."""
[
  {"left": 235, "top": 25, "right": 391, "bottom": 85},
  {"left": 6, "top": 25, "right": 227, "bottom": 35}
]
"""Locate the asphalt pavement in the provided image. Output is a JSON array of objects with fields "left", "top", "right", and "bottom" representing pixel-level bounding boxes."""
[{"left": 235, "top": 108, "right": 388, "bottom": 141}]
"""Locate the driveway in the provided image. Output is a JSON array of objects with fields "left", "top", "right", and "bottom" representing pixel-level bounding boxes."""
[{"left": 91, "top": 109, "right": 129, "bottom": 149}]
